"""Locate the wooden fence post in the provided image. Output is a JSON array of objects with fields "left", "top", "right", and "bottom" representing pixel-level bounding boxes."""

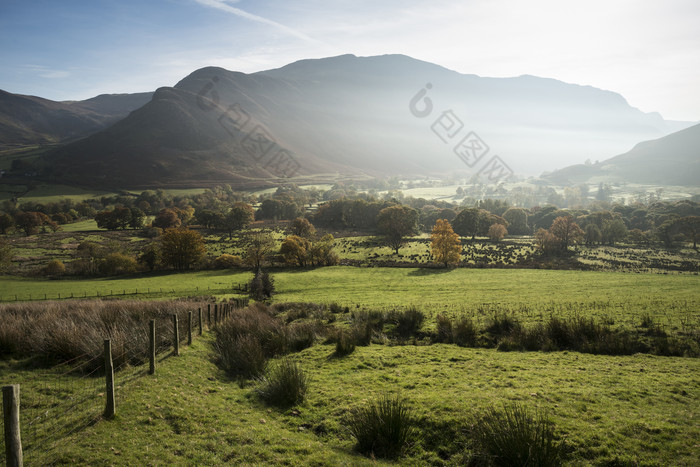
[
  {"left": 187, "top": 311, "right": 193, "bottom": 345},
  {"left": 214, "top": 304, "right": 218, "bottom": 325},
  {"left": 198, "top": 308, "right": 203, "bottom": 336},
  {"left": 3, "top": 384, "right": 23, "bottom": 467},
  {"left": 172, "top": 314, "right": 179, "bottom": 356},
  {"left": 149, "top": 320, "right": 156, "bottom": 375},
  {"left": 104, "top": 340, "right": 115, "bottom": 418},
  {"left": 207, "top": 304, "right": 211, "bottom": 328}
]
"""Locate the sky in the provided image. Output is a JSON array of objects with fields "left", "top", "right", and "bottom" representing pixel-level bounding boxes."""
[{"left": 1, "top": 0, "right": 699, "bottom": 121}]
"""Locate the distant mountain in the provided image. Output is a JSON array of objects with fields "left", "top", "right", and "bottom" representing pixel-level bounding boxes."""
[
  {"left": 545, "top": 123, "right": 700, "bottom": 186},
  {"left": 40, "top": 54, "right": 694, "bottom": 188},
  {"left": 0, "top": 90, "right": 152, "bottom": 149}
]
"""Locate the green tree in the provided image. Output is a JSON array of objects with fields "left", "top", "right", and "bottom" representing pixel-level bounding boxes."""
[
  {"left": 452, "top": 208, "right": 489, "bottom": 240},
  {"left": 584, "top": 224, "right": 602, "bottom": 245},
  {"left": 308, "top": 234, "right": 339, "bottom": 266},
  {"left": 602, "top": 219, "right": 628, "bottom": 245},
  {"left": 218, "top": 202, "right": 254, "bottom": 239},
  {"left": 677, "top": 216, "right": 700, "bottom": 249},
  {"left": 430, "top": 219, "right": 461, "bottom": 267},
  {"left": 376, "top": 205, "right": 418, "bottom": 254},
  {"left": 502, "top": 208, "right": 530, "bottom": 235},
  {"left": 160, "top": 228, "right": 206, "bottom": 270},
  {"left": 243, "top": 231, "right": 276, "bottom": 272},
  {"left": 0, "top": 239, "right": 12, "bottom": 272}
]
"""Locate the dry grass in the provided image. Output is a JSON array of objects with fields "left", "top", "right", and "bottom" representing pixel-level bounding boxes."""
[{"left": 0, "top": 299, "right": 204, "bottom": 371}]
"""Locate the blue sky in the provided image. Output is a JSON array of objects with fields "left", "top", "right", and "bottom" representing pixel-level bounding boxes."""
[{"left": 1, "top": 0, "right": 699, "bottom": 121}]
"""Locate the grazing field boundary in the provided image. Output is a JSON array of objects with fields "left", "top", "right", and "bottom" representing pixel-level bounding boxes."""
[{"left": 0, "top": 299, "right": 247, "bottom": 465}]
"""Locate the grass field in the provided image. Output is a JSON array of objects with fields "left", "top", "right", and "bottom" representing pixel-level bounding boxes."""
[
  {"left": 2, "top": 329, "right": 698, "bottom": 465},
  {"left": 1, "top": 267, "right": 698, "bottom": 331}
]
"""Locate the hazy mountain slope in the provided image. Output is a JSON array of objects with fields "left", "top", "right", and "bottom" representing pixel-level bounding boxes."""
[
  {"left": 43, "top": 54, "right": 694, "bottom": 188},
  {"left": 0, "top": 90, "right": 152, "bottom": 149},
  {"left": 546, "top": 123, "right": 700, "bottom": 185}
]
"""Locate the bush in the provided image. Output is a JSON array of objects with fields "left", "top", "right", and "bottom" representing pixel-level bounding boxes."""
[
  {"left": 249, "top": 270, "right": 275, "bottom": 300},
  {"left": 393, "top": 306, "right": 425, "bottom": 338},
  {"left": 256, "top": 358, "right": 308, "bottom": 407},
  {"left": 45, "top": 259, "right": 66, "bottom": 276},
  {"left": 453, "top": 317, "right": 477, "bottom": 347},
  {"left": 435, "top": 314, "right": 453, "bottom": 343},
  {"left": 347, "top": 394, "right": 418, "bottom": 459},
  {"left": 213, "top": 254, "right": 242, "bottom": 269},
  {"left": 217, "top": 334, "right": 267, "bottom": 378},
  {"left": 98, "top": 252, "right": 138, "bottom": 275},
  {"left": 334, "top": 330, "right": 356, "bottom": 356},
  {"left": 469, "top": 404, "right": 565, "bottom": 466}
]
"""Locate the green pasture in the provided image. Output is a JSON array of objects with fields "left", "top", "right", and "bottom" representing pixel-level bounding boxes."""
[
  {"left": 1, "top": 267, "right": 698, "bottom": 331},
  {"left": 1, "top": 332, "right": 697, "bottom": 465}
]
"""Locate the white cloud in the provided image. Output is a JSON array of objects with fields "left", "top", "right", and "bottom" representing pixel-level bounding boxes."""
[{"left": 193, "top": 0, "right": 320, "bottom": 44}]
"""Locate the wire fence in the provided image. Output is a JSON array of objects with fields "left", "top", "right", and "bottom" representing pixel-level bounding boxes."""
[
  {"left": 0, "top": 283, "right": 249, "bottom": 303},
  {"left": 1, "top": 298, "right": 248, "bottom": 465}
]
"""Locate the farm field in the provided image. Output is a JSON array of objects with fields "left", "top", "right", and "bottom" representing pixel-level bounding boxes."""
[
  {"left": 1, "top": 324, "right": 698, "bottom": 465},
  {"left": 1, "top": 267, "right": 699, "bottom": 330}
]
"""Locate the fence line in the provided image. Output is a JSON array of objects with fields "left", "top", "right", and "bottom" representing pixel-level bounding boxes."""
[{"left": 1, "top": 297, "right": 249, "bottom": 464}]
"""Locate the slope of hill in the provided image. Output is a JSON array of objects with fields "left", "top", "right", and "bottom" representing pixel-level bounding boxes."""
[
  {"left": 545, "top": 123, "right": 700, "bottom": 185},
  {"left": 0, "top": 90, "right": 152, "bottom": 149},
  {"left": 42, "top": 54, "right": 693, "bottom": 188}
]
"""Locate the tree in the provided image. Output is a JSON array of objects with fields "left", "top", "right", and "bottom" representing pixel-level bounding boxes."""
[
  {"left": 549, "top": 216, "right": 584, "bottom": 250},
  {"left": 601, "top": 219, "right": 628, "bottom": 245},
  {"left": 0, "top": 212, "right": 15, "bottom": 234},
  {"left": 677, "top": 216, "right": 700, "bottom": 249},
  {"left": 243, "top": 231, "right": 276, "bottom": 272},
  {"left": 430, "top": 219, "right": 461, "bottom": 267},
  {"left": 308, "top": 234, "right": 339, "bottom": 266},
  {"left": 452, "top": 208, "right": 489, "bottom": 240},
  {"left": 153, "top": 208, "right": 181, "bottom": 230},
  {"left": 14, "top": 211, "right": 43, "bottom": 236},
  {"left": 160, "top": 228, "right": 206, "bottom": 270},
  {"left": 289, "top": 217, "right": 316, "bottom": 238},
  {"left": 138, "top": 242, "right": 160, "bottom": 271},
  {"left": 218, "top": 203, "right": 254, "bottom": 239},
  {"left": 584, "top": 224, "right": 602, "bottom": 245},
  {"left": 280, "top": 235, "right": 310, "bottom": 267},
  {"left": 376, "top": 205, "right": 418, "bottom": 254},
  {"left": 534, "top": 228, "right": 560, "bottom": 256},
  {"left": 487, "top": 223, "right": 507, "bottom": 242},
  {"left": 45, "top": 259, "right": 66, "bottom": 276},
  {"left": 129, "top": 208, "right": 146, "bottom": 229},
  {"left": 502, "top": 208, "right": 530, "bottom": 235}
]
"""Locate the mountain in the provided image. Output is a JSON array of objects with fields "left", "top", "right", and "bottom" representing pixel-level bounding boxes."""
[
  {"left": 545, "top": 123, "right": 700, "bottom": 186},
  {"left": 41, "top": 54, "right": 694, "bottom": 188},
  {"left": 0, "top": 90, "right": 153, "bottom": 149}
]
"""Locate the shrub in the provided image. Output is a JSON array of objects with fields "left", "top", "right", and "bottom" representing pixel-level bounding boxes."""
[
  {"left": 286, "top": 322, "right": 317, "bottom": 352},
  {"left": 453, "top": 317, "right": 477, "bottom": 347},
  {"left": 393, "top": 306, "right": 425, "bottom": 338},
  {"left": 98, "top": 252, "right": 138, "bottom": 275},
  {"left": 216, "top": 334, "right": 267, "bottom": 378},
  {"left": 435, "top": 314, "right": 453, "bottom": 343},
  {"left": 213, "top": 254, "right": 242, "bottom": 269},
  {"left": 347, "top": 394, "right": 418, "bottom": 459},
  {"left": 45, "top": 259, "right": 66, "bottom": 276},
  {"left": 469, "top": 404, "right": 565, "bottom": 466},
  {"left": 256, "top": 358, "right": 308, "bottom": 407},
  {"left": 249, "top": 270, "right": 275, "bottom": 300},
  {"left": 334, "top": 330, "right": 356, "bottom": 356}
]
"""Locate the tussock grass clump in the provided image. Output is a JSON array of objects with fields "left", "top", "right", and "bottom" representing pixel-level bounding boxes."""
[
  {"left": 0, "top": 300, "right": 200, "bottom": 372},
  {"left": 453, "top": 317, "right": 478, "bottom": 347},
  {"left": 435, "top": 314, "right": 453, "bottom": 343},
  {"left": 347, "top": 394, "right": 418, "bottom": 459},
  {"left": 351, "top": 310, "right": 387, "bottom": 346},
  {"left": 393, "top": 306, "right": 425, "bottom": 338},
  {"left": 469, "top": 404, "right": 565, "bottom": 466},
  {"left": 256, "top": 358, "right": 308, "bottom": 407},
  {"left": 334, "top": 330, "right": 356, "bottom": 357}
]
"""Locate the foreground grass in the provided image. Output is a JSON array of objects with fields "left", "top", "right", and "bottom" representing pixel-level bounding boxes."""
[{"left": 2, "top": 335, "right": 698, "bottom": 465}]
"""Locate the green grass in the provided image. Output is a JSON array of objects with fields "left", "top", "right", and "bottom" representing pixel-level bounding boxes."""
[
  {"left": 2, "top": 334, "right": 698, "bottom": 465},
  {"left": 1, "top": 267, "right": 698, "bottom": 330}
]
